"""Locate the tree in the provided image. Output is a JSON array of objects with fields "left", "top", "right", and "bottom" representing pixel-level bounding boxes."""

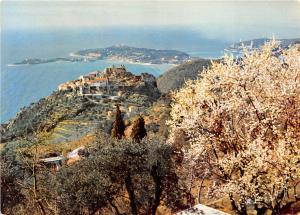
[
  {"left": 1, "top": 143, "right": 26, "bottom": 214},
  {"left": 55, "top": 160, "right": 119, "bottom": 215},
  {"left": 168, "top": 41, "right": 300, "bottom": 214},
  {"left": 1, "top": 130, "right": 57, "bottom": 215},
  {"left": 130, "top": 115, "right": 147, "bottom": 142},
  {"left": 56, "top": 135, "right": 189, "bottom": 215},
  {"left": 111, "top": 105, "right": 126, "bottom": 139}
]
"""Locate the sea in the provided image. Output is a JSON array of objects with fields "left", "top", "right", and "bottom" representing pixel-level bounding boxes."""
[{"left": 1, "top": 27, "right": 231, "bottom": 123}]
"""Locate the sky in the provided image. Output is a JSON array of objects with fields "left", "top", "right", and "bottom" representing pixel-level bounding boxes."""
[{"left": 2, "top": 0, "right": 300, "bottom": 40}]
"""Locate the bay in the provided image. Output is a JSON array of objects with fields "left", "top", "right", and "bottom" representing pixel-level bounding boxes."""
[{"left": 1, "top": 27, "right": 228, "bottom": 123}]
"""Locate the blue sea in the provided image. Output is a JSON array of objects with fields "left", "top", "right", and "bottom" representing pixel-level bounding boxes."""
[{"left": 1, "top": 27, "right": 230, "bottom": 123}]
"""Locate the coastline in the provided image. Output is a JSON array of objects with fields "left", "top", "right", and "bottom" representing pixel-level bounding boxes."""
[
  {"left": 8, "top": 54, "right": 180, "bottom": 67},
  {"left": 70, "top": 52, "right": 180, "bottom": 66},
  {"left": 2, "top": 59, "right": 173, "bottom": 124}
]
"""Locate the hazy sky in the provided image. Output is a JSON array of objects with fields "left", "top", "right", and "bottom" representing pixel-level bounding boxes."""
[{"left": 2, "top": 0, "right": 300, "bottom": 40}]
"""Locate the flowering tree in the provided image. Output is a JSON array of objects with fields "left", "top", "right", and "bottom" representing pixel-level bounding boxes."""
[{"left": 168, "top": 41, "right": 300, "bottom": 214}]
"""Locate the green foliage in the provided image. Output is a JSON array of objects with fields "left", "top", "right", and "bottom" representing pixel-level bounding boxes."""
[
  {"left": 55, "top": 161, "right": 119, "bottom": 215},
  {"left": 111, "top": 105, "right": 125, "bottom": 139},
  {"left": 55, "top": 136, "right": 188, "bottom": 214},
  {"left": 130, "top": 116, "right": 147, "bottom": 142},
  {"left": 1, "top": 133, "right": 189, "bottom": 214},
  {"left": 0, "top": 143, "right": 26, "bottom": 214},
  {"left": 1, "top": 139, "right": 56, "bottom": 215}
]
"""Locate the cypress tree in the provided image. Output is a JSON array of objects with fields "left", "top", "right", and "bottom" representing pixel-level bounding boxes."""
[
  {"left": 130, "top": 115, "right": 147, "bottom": 142},
  {"left": 111, "top": 105, "right": 125, "bottom": 139}
]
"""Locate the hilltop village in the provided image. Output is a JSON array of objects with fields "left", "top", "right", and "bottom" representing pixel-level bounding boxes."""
[
  {"left": 57, "top": 65, "right": 158, "bottom": 116},
  {"left": 58, "top": 65, "right": 155, "bottom": 96}
]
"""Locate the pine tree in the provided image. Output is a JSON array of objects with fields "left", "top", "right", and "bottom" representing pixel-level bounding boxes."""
[
  {"left": 111, "top": 105, "right": 125, "bottom": 139},
  {"left": 130, "top": 115, "right": 147, "bottom": 142}
]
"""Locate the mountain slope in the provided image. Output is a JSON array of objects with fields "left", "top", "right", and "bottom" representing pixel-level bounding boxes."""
[
  {"left": 157, "top": 59, "right": 212, "bottom": 93},
  {"left": 0, "top": 69, "right": 160, "bottom": 143}
]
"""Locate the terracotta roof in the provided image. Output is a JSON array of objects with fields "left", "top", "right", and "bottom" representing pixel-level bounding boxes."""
[
  {"left": 94, "top": 77, "right": 108, "bottom": 82},
  {"left": 86, "top": 78, "right": 108, "bottom": 85}
]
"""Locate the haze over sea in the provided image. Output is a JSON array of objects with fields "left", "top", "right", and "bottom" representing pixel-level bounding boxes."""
[{"left": 1, "top": 27, "right": 230, "bottom": 123}]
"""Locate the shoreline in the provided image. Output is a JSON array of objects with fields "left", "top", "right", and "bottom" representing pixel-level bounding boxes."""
[
  {"left": 2, "top": 60, "right": 175, "bottom": 124},
  {"left": 70, "top": 52, "right": 180, "bottom": 66},
  {"left": 8, "top": 54, "right": 180, "bottom": 67}
]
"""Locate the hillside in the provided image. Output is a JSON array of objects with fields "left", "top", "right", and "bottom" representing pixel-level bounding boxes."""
[
  {"left": 157, "top": 59, "right": 212, "bottom": 93},
  {"left": 73, "top": 45, "right": 191, "bottom": 64},
  {"left": 0, "top": 66, "right": 160, "bottom": 144},
  {"left": 2, "top": 46, "right": 300, "bottom": 215}
]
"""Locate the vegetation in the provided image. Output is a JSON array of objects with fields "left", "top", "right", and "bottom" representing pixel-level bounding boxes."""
[
  {"left": 168, "top": 41, "right": 300, "bottom": 214},
  {"left": 157, "top": 59, "right": 212, "bottom": 93},
  {"left": 2, "top": 41, "right": 300, "bottom": 215},
  {"left": 130, "top": 116, "right": 147, "bottom": 142},
  {"left": 0, "top": 91, "right": 95, "bottom": 143},
  {"left": 1, "top": 69, "right": 160, "bottom": 144},
  {"left": 75, "top": 45, "right": 191, "bottom": 64},
  {"left": 1, "top": 132, "right": 190, "bottom": 214},
  {"left": 0, "top": 134, "right": 56, "bottom": 215},
  {"left": 111, "top": 105, "right": 126, "bottom": 139},
  {"left": 1, "top": 143, "right": 26, "bottom": 214}
]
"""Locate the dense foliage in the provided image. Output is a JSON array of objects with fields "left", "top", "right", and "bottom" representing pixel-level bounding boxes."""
[
  {"left": 1, "top": 143, "right": 26, "bottom": 214},
  {"left": 130, "top": 116, "right": 147, "bottom": 142},
  {"left": 168, "top": 41, "right": 300, "bottom": 214},
  {"left": 1, "top": 134, "right": 189, "bottom": 214},
  {"left": 111, "top": 105, "right": 126, "bottom": 139}
]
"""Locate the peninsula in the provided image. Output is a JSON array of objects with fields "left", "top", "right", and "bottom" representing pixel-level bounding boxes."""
[
  {"left": 72, "top": 45, "right": 191, "bottom": 64},
  {"left": 11, "top": 45, "right": 191, "bottom": 66},
  {"left": 12, "top": 57, "right": 88, "bottom": 65}
]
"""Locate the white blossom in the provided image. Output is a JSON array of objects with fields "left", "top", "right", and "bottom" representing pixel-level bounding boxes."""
[{"left": 168, "top": 41, "right": 300, "bottom": 212}]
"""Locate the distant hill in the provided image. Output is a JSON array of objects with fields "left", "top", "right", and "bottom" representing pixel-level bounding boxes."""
[
  {"left": 73, "top": 45, "right": 191, "bottom": 64},
  {"left": 230, "top": 38, "right": 300, "bottom": 50},
  {"left": 12, "top": 45, "right": 192, "bottom": 66},
  {"left": 157, "top": 59, "right": 212, "bottom": 93}
]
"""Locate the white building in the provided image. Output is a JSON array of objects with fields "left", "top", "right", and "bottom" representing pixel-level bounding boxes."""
[{"left": 176, "top": 204, "right": 229, "bottom": 215}]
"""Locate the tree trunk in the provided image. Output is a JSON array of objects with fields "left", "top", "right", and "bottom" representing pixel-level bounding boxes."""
[
  {"left": 33, "top": 147, "right": 46, "bottom": 215},
  {"left": 109, "top": 200, "right": 123, "bottom": 215},
  {"left": 229, "top": 194, "right": 247, "bottom": 215},
  {"left": 150, "top": 163, "right": 162, "bottom": 215},
  {"left": 125, "top": 171, "right": 138, "bottom": 215},
  {"left": 197, "top": 174, "right": 206, "bottom": 204},
  {"left": 271, "top": 204, "right": 281, "bottom": 215},
  {"left": 254, "top": 205, "right": 268, "bottom": 215}
]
